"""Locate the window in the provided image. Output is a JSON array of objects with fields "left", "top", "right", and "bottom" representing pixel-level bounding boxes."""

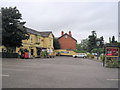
[
  {"left": 31, "top": 36, "right": 33, "bottom": 43},
  {"left": 38, "top": 37, "right": 40, "bottom": 43},
  {"left": 65, "top": 35, "right": 67, "bottom": 39}
]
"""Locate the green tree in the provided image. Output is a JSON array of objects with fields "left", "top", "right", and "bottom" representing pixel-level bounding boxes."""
[
  {"left": 109, "top": 37, "right": 112, "bottom": 44},
  {"left": 100, "top": 36, "right": 104, "bottom": 48},
  {"left": 88, "top": 31, "right": 97, "bottom": 52},
  {"left": 108, "top": 36, "right": 118, "bottom": 46},
  {"left": 81, "top": 38, "right": 88, "bottom": 50},
  {"left": 91, "top": 48, "right": 103, "bottom": 54},
  {"left": 53, "top": 37, "right": 61, "bottom": 49},
  {"left": 2, "top": 7, "right": 29, "bottom": 51},
  {"left": 111, "top": 36, "right": 117, "bottom": 45},
  {"left": 112, "top": 36, "right": 115, "bottom": 44},
  {"left": 76, "top": 43, "right": 82, "bottom": 50}
]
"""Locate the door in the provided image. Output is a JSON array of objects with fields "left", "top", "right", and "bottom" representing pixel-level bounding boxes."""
[{"left": 31, "top": 49, "right": 34, "bottom": 55}]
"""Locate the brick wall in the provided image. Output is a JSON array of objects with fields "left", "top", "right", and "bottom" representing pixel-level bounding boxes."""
[{"left": 58, "top": 34, "right": 76, "bottom": 50}]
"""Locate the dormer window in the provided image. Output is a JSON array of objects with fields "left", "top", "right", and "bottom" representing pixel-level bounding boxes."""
[{"left": 65, "top": 35, "right": 67, "bottom": 39}]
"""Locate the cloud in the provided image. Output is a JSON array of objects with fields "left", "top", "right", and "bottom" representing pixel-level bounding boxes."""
[{"left": 1, "top": 2, "right": 118, "bottom": 43}]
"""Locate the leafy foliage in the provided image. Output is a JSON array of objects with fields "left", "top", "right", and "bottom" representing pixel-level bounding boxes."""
[
  {"left": 2, "top": 7, "right": 29, "bottom": 48},
  {"left": 40, "top": 51, "right": 48, "bottom": 58},
  {"left": 53, "top": 37, "right": 61, "bottom": 49},
  {"left": 86, "top": 53, "right": 95, "bottom": 59},
  {"left": 106, "top": 59, "right": 119, "bottom": 68},
  {"left": 76, "top": 43, "right": 82, "bottom": 50},
  {"left": 88, "top": 31, "right": 97, "bottom": 52},
  {"left": 100, "top": 54, "right": 104, "bottom": 61},
  {"left": 87, "top": 31, "right": 104, "bottom": 53},
  {"left": 80, "top": 39, "right": 88, "bottom": 50},
  {"left": 73, "top": 50, "right": 87, "bottom": 53},
  {"left": 91, "top": 48, "right": 103, "bottom": 54},
  {"left": 108, "top": 36, "right": 118, "bottom": 46}
]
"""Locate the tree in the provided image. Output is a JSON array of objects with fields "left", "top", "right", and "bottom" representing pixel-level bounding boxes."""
[
  {"left": 111, "top": 36, "right": 117, "bottom": 45},
  {"left": 76, "top": 43, "right": 82, "bottom": 50},
  {"left": 2, "top": 7, "right": 29, "bottom": 51},
  {"left": 109, "top": 37, "right": 112, "bottom": 44},
  {"left": 53, "top": 37, "right": 61, "bottom": 49},
  {"left": 91, "top": 48, "right": 103, "bottom": 54},
  {"left": 81, "top": 38, "right": 88, "bottom": 50},
  {"left": 88, "top": 31, "right": 97, "bottom": 52},
  {"left": 100, "top": 36, "right": 104, "bottom": 48},
  {"left": 112, "top": 36, "right": 115, "bottom": 43}
]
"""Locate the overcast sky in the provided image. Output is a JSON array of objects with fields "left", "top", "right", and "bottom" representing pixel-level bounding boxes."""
[{"left": 1, "top": 0, "right": 118, "bottom": 43}]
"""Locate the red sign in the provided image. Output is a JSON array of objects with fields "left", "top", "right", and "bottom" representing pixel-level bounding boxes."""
[{"left": 106, "top": 48, "right": 119, "bottom": 57}]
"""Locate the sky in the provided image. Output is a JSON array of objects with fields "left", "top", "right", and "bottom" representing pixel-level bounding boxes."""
[{"left": 0, "top": 0, "right": 118, "bottom": 43}]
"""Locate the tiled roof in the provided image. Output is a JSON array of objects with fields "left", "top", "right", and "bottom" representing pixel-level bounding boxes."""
[
  {"left": 26, "top": 27, "right": 52, "bottom": 37},
  {"left": 39, "top": 32, "right": 52, "bottom": 37},
  {"left": 58, "top": 33, "right": 77, "bottom": 42}
]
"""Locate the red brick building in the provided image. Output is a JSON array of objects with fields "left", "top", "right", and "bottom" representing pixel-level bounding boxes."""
[{"left": 58, "top": 31, "right": 77, "bottom": 50}]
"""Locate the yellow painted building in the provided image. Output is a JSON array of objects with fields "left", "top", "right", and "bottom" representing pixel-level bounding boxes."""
[{"left": 16, "top": 28, "right": 54, "bottom": 57}]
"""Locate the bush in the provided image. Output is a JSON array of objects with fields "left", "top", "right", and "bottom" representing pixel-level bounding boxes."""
[
  {"left": 2, "top": 52, "right": 18, "bottom": 58},
  {"left": 40, "top": 51, "right": 48, "bottom": 58},
  {"left": 73, "top": 50, "right": 87, "bottom": 53},
  {"left": 106, "top": 59, "right": 119, "bottom": 68},
  {"left": 87, "top": 53, "right": 95, "bottom": 59},
  {"left": 89, "top": 55, "right": 95, "bottom": 59},
  {"left": 56, "top": 52, "right": 60, "bottom": 56},
  {"left": 100, "top": 54, "right": 104, "bottom": 61},
  {"left": 91, "top": 48, "right": 104, "bottom": 55},
  {"left": 87, "top": 53, "right": 91, "bottom": 58}
]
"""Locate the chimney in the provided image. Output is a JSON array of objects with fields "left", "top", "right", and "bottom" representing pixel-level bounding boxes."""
[
  {"left": 61, "top": 31, "right": 64, "bottom": 36},
  {"left": 69, "top": 31, "right": 72, "bottom": 36}
]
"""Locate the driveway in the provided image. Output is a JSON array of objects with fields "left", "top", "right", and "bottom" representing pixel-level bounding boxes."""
[{"left": 2, "top": 56, "right": 118, "bottom": 88}]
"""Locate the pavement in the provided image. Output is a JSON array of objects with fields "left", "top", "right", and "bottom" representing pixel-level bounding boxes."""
[{"left": 2, "top": 56, "right": 119, "bottom": 88}]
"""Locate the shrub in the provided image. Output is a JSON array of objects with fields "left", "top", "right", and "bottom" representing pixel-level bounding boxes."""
[
  {"left": 100, "top": 54, "right": 104, "bottom": 61},
  {"left": 40, "top": 51, "right": 48, "bottom": 58},
  {"left": 86, "top": 53, "right": 95, "bottom": 59},
  {"left": 56, "top": 52, "right": 60, "bottom": 56},
  {"left": 2, "top": 52, "right": 18, "bottom": 58},
  {"left": 89, "top": 55, "right": 95, "bottom": 59},
  {"left": 91, "top": 48, "right": 104, "bottom": 55},
  {"left": 106, "top": 59, "right": 119, "bottom": 68},
  {"left": 73, "top": 50, "right": 87, "bottom": 53},
  {"left": 87, "top": 53, "right": 91, "bottom": 58}
]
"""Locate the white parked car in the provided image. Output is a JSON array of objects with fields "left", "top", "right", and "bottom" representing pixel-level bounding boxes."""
[
  {"left": 92, "top": 53, "right": 97, "bottom": 56},
  {"left": 73, "top": 53, "right": 87, "bottom": 58}
]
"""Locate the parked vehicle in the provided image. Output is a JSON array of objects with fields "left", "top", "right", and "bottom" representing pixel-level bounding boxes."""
[
  {"left": 92, "top": 53, "right": 98, "bottom": 56},
  {"left": 73, "top": 53, "right": 87, "bottom": 58}
]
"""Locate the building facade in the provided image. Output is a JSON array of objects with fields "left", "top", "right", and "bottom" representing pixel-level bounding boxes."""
[
  {"left": 58, "top": 31, "right": 77, "bottom": 50},
  {"left": 15, "top": 28, "right": 54, "bottom": 57}
]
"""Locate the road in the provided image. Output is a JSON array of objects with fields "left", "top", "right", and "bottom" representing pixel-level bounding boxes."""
[{"left": 2, "top": 56, "right": 118, "bottom": 88}]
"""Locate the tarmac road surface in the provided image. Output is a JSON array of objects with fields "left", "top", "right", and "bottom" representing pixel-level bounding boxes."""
[{"left": 2, "top": 56, "right": 118, "bottom": 88}]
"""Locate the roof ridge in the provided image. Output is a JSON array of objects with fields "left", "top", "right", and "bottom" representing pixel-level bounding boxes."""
[
  {"left": 58, "top": 33, "right": 77, "bottom": 42},
  {"left": 26, "top": 27, "right": 53, "bottom": 37}
]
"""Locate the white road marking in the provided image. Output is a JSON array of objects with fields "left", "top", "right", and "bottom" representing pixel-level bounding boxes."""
[
  {"left": 0, "top": 75, "right": 9, "bottom": 77},
  {"left": 107, "top": 79, "right": 120, "bottom": 81}
]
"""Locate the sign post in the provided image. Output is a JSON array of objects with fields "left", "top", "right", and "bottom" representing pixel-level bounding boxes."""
[{"left": 103, "top": 46, "right": 120, "bottom": 67}]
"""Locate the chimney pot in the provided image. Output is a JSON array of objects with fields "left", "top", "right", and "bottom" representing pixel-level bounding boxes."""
[
  {"left": 69, "top": 31, "right": 72, "bottom": 36},
  {"left": 61, "top": 31, "right": 64, "bottom": 36}
]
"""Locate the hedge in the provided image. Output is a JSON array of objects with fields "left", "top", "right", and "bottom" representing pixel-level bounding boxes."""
[{"left": 1, "top": 52, "right": 18, "bottom": 58}]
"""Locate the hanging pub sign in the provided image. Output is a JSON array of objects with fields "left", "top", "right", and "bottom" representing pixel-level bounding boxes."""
[{"left": 106, "top": 47, "right": 119, "bottom": 57}]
